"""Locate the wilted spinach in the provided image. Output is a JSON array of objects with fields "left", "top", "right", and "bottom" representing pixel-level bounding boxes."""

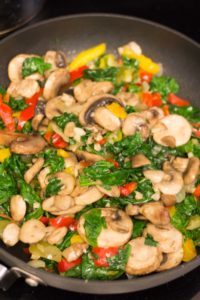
[{"left": 22, "top": 57, "right": 51, "bottom": 78}]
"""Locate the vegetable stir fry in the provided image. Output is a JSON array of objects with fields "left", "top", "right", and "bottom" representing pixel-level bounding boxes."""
[{"left": 0, "top": 41, "right": 200, "bottom": 279}]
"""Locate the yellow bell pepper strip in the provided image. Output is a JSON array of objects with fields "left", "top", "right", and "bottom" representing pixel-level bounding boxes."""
[
  {"left": 57, "top": 149, "right": 69, "bottom": 158},
  {"left": 167, "top": 205, "right": 176, "bottom": 218},
  {"left": 182, "top": 239, "right": 197, "bottom": 262},
  {"left": 121, "top": 47, "right": 160, "bottom": 74},
  {"left": 0, "top": 148, "right": 11, "bottom": 163},
  {"left": 70, "top": 234, "right": 84, "bottom": 245},
  {"left": 106, "top": 102, "right": 127, "bottom": 119},
  {"left": 68, "top": 43, "right": 106, "bottom": 71}
]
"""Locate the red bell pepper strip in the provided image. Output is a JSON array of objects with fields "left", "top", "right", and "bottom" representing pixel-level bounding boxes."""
[
  {"left": 162, "top": 104, "right": 170, "bottom": 116},
  {"left": 106, "top": 157, "right": 119, "bottom": 168},
  {"left": 68, "top": 219, "right": 78, "bottom": 231},
  {"left": 92, "top": 247, "right": 119, "bottom": 267},
  {"left": 168, "top": 93, "right": 190, "bottom": 107},
  {"left": 51, "top": 133, "right": 68, "bottom": 148},
  {"left": 98, "top": 138, "right": 107, "bottom": 145},
  {"left": 17, "top": 88, "right": 43, "bottom": 130},
  {"left": 49, "top": 216, "right": 76, "bottom": 228},
  {"left": 193, "top": 130, "right": 200, "bottom": 138},
  {"left": 194, "top": 184, "right": 200, "bottom": 199},
  {"left": 0, "top": 95, "right": 15, "bottom": 131},
  {"left": 69, "top": 65, "right": 88, "bottom": 83},
  {"left": 119, "top": 182, "right": 137, "bottom": 197},
  {"left": 142, "top": 92, "right": 162, "bottom": 107},
  {"left": 58, "top": 257, "right": 82, "bottom": 273},
  {"left": 140, "top": 70, "right": 153, "bottom": 83},
  {"left": 39, "top": 216, "right": 49, "bottom": 225}
]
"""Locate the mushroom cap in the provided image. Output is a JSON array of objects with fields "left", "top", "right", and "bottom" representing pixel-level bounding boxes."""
[
  {"left": 79, "top": 93, "right": 123, "bottom": 126},
  {"left": 93, "top": 106, "right": 121, "bottom": 131},
  {"left": 132, "top": 153, "right": 151, "bottom": 168},
  {"left": 43, "top": 68, "right": 70, "bottom": 101},
  {"left": 152, "top": 114, "right": 192, "bottom": 147},
  {"left": 156, "top": 170, "right": 184, "bottom": 195},
  {"left": 125, "top": 237, "right": 163, "bottom": 275},
  {"left": 139, "top": 202, "right": 170, "bottom": 226},
  {"left": 7, "top": 78, "right": 40, "bottom": 98},
  {"left": 44, "top": 50, "right": 67, "bottom": 77},
  {"left": 10, "top": 135, "right": 47, "bottom": 155},
  {"left": 157, "top": 248, "right": 183, "bottom": 271},
  {"left": 122, "top": 113, "right": 149, "bottom": 139}
]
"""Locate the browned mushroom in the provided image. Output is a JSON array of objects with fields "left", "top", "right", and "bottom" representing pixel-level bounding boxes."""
[
  {"left": 139, "top": 202, "right": 170, "bottom": 226},
  {"left": 122, "top": 113, "right": 149, "bottom": 139},
  {"left": 10, "top": 135, "right": 47, "bottom": 155},
  {"left": 183, "top": 157, "right": 200, "bottom": 185},
  {"left": 132, "top": 153, "right": 151, "bottom": 168}
]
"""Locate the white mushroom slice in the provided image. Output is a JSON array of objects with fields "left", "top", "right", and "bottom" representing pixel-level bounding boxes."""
[
  {"left": 2, "top": 223, "right": 20, "bottom": 246},
  {"left": 62, "top": 243, "right": 88, "bottom": 262},
  {"left": 43, "top": 69, "right": 70, "bottom": 101},
  {"left": 78, "top": 208, "right": 133, "bottom": 247},
  {"left": 0, "top": 130, "right": 27, "bottom": 146},
  {"left": 93, "top": 107, "right": 121, "bottom": 131},
  {"left": 44, "top": 50, "right": 67, "bottom": 77},
  {"left": 183, "top": 157, "right": 200, "bottom": 185},
  {"left": 74, "top": 80, "right": 114, "bottom": 103},
  {"left": 54, "top": 172, "right": 75, "bottom": 195},
  {"left": 116, "top": 92, "right": 140, "bottom": 107},
  {"left": 118, "top": 41, "right": 142, "bottom": 56},
  {"left": 161, "top": 194, "right": 177, "bottom": 206},
  {"left": 8, "top": 54, "right": 38, "bottom": 82},
  {"left": 139, "top": 202, "right": 170, "bottom": 226},
  {"left": 10, "top": 195, "right": 26, "bottom": 222},
  {"left": 45, "top": 93, "right": 75, "bottom": 120},
  {"left": 144, "top": 224, "right": 183, "bottom": 253},
  {"left": 172, "top": 157, "right": 189, "bottom": 173},
  {"left": 157, "top": 248, "right": 184, "bottom": 271},
  {"left": 122, "top": 113, "right": 149, "bottom": 139},
  {"left": 31, "top": 114, "right": 45, "bottom": 131},
  {"left": 125, "top": 204, "right": 140, "bottom": 216},
  {"left": 97, "top": 185, "right": 120, "bottom": 197},
  {"left": 38, "top": 167, "right": 50, "bottom": 189},
  {"left": 152, "top": 114, "right": 192, "bottom": 147},
  {"left": 156, "top": 170, "right": 184, "bottom": 195},
  {"left": 24, "top": 158, "right": 44, "bottom": 184},
  {"left": 10, "top": 135, "right": 46, "bottom": 155},
  {"left": 140, "top": 107, "right": 164, "bottom": 125},
  {"left": 19, "top": 220, "right": 46, "bottom": 244},
  {"left": 125, "top": 237, "right": 162, "bottom": 275},
  {"left": 42, "top": 196, "right": 57, "bottom": 212},
  {"left": 132, "top": 154, "right": 151, "bottom": 168},
  {"left": 76, "top": 150, "right": 104, "bottom": 162},
  {"left": 75, "top": 186, "right": 103, "bottom": 205},
  {"left": 55, "top": 205, "right": 85, "bottom": 215},
  {"left": 7, "top": 78, "right": 40, "bottom": 98},
  {"left": 54, "top": 195, "right": 74, "bottom": 211},
  {"left": 46, "top": 227, "right": 68, "bottom": 245},
  {"left": 143, "top": 170, "right": 165, "bottom": 184}
]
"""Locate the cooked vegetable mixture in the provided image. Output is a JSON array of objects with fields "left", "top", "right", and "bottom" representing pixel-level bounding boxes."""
[{"left": 0, "top": 41, "right": 200, "bottom": 279}]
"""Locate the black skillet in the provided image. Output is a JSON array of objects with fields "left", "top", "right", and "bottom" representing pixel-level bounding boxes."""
[{"left": 0, "top": 14, "right": 200, "bottom": 294}]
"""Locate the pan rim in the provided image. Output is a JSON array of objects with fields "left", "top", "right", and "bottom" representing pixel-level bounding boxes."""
[{"left": 0, "top": 13, "right": 200, "bottom": 293}]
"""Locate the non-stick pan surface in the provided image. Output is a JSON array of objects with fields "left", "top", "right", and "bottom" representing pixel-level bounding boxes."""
[{"left": 0, "top": 14, "right": 200, "bottom": 294}]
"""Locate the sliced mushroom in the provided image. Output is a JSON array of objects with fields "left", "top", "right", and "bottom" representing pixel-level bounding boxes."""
[
  {"left": 7, "top": 78, "right": 40, "bottom": 98},
  {"left": 8, "top": 54, "right": 38, "bottom": 82},
  {"left": 62, "top": 243, "right": 88, "bottom": 262},
  {"left": 157, "top": 248, "right": 183, "bottom": 271},
  {"left": 139, "top": 202, "right": 170, "bottom": 226},
  {"left": 76, "top": 150, "right": 104, "bottom": 162},
  {"left": 156, "top": 170, "right": 184, "bottom": 195},
  {"left": 38, "top": 167, "right": 50, "bottom": 189},
  {"left": 42, "top": 195, "right": 74, "bottom": 213},
  {"left": 183, "top": 157, "right": 200, "bottom": 185},
  {"left": 122, "top": 113, "right": 149, "bottom": 139},
  {"left": 74, "top": 80, "right": 114, "bottom": 103},
  {"left": 75, "top": 186, "right": 103, "bottom": 205},
  {"left": 2, "top": 223, "right": 20, "bottom": 246},
  {"left": 31, "top": 114, "right": 45, "bottom": 131},
  {"left": 125, "top": 237, "right": 162, "bottom": 275},
  {"left": 78, "top": 208, "right": 133, "bottom": 247},
  {"left": 161, "top": 194, "right": 177, "bottom": 206},
  {"left": 141, "top": 107, "right": 164, "bottom": 125},
  {"left": 53, "top": 172, "right": 75, "bottom": 195},
  {"left": 55, "top": 204, "right": 85, "bottom": 215},
  {"left": 97, "top": 185, "right": 120, "bottom": 197},
  {"left": 116, "top": 92, "right": 140, "bottom": 107},
  {"left": 0, "top": 130, "right": 27, "bottom": 146},
  {"left": 44, "top": 50, "right": 67, "bottom": 77},
  {"left": 46, "top": 227, "right": 68, "bottom": 245},
  {"left": 93, "top": 106, "right": 121, "bottom": 131},
  {"left": 132, "top": 153, "right": 151, "bottom": 168},
  {"left": 79, "top": 94, "right": 123, "bottom": 126},
  {"left": 10, "top": 195, "right": 26, "bottom": 222},
  {"left": 10, "top": 135, "right": 46, "bottom": 155},
  {"left": 45, "top": 93, "right": 75, "bottom": 119},
  {"left": 43, "top": 69, "right": 70, "bottom": 101},
  {"left": 125, "top": 204, "right": 140, "bottom": 216},
  {"left": 144, "top": 224, "right": 183, "bottom": 253},
  {"left": 19, "top": 220, "right": 46, "bottom": 244},
  {"left": 152, "top": 114, "right": 192, "bottom": 147},
  {"left": 172, "top": 157, "right": 189, "bottom": 173},
  {"left": 143, "top": 170, "right": 165, "bottom": 184},
  {"left": 24, "top": 158, "right": 44, "bottom": 183}
]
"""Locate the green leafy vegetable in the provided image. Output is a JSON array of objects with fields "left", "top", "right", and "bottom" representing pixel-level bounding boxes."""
[
  {"left": 21, "top": 120, "right": 33, "bottom": 134},
  {"left": 132, "top": 219, "right": 147, "bottom": 238},
  {"left": 8, "top": 97, "right": 28, "bottom": 111},
  {"left": 22, "top": 57, "right": 51, "bottom": 78},
  {"left": 122, "top": 56, "right": 139, "bottom": 70},
  {"left": 84, "top": 209, "right": 107, "bottom": 246},
  {"left": 150, "top": 76, "right": 179, "bottom": 98},
  {"left": 53, "top": 112, "right": 81, "bottom": 131},
  {"left": 0, "top": 86, "right": 6, "bottom": 95},
  {"left": 0, "top": 118, "right": 5, "bottom": 129},
  {"left": 45, "top": 177, "right": 63, "bottom": 198},
  {"left": 125, "top": 105, "right": 136, "bottom": 114},
  {"left": 84, "top": 67, "right": 118, "bottom": 83},
  {"left": 169, "top": 105, "right": 200, "bottom": 123},
  {"left": 145, "top": 234, "right": 158, "bottom": 247},
  {"left": 43, "top": 149, "right": 65, "bottom": 173},
  {"left": 0, "top": 165, "right": 17, "bottom": 204},
  {"left": 4, "top": 154, "right": 28, "bottom": 178},
  {"left": 62, "top": 264, "right": 82, "bottom": 278},
  {"left": 20, "top": 180, "right": 41, "bottom": 206},
  {"left": 128, "top": 83, "right": 142, "bottom": 93},
  {"left": 25, "top": 205, "right": 43, "bottom": 221},
  {"left": 58, "top": 231, "right": 75, "bottom": 251}
]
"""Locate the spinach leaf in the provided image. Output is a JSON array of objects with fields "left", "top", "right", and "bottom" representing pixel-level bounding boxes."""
[
  {"left": 84, "top": 67, "right": 118, "bottom": 83},
  {"left": 4, "top": 154, "right": 28, "bottom": 178},
  {"left": 125, "top": 105, "right": 136, "bottom": 114},
  {"left": 145, "top": 234, "right": 158, "bottom": 247},
  {"left": 22, "top": 57, "right": 51, "bottom": 78},
  {"left": 122, "top": 56, "right": 139, "bottom": 70},
  {"left": 150, "top": 76, "right": 179, "bottom": 98},
  {"left": 24, "top": 205, "right": 43, "bottom": 221},
  {"left": 132, "top": 219, "right": 147, "bottom": 238},
  {"left": 82, "top": 245, "right": 131, "bottom": 280},
  {"left": 0, "top": 166, "right": 17, "bottom": 204},
  {"left": 43, "top": 149, "right": 65, "bottom": 173},
  {"left": 84, "top": 209, "right": 107, "bottom": 246},
  {"left": 169, "top": 105, "right": 200, "bottom": 123},
  {"left": 8, "top": 97, "right": 28, "bottom": 111},
  {"left": 45, "top": 177, "right": 63, "bottom": 198},
  {"left": 57, "top": 231, "right": 75, "bottom": 251},
  {"left": 0, "top": 86, "right": 6, "bottom": 95},
  {"left": 127, "top": 83, "right": 142, "bottom": 93},
  {"left": 21, "top": 120, "right": 33, "bottom": 134},
  {"left": 0, "top": 118, "right": 5, "bottom": 129},
  {"left": 53, "top": 112, "right": 81, "bottom": 131},
  {"left": 20, "top": 180, "right": 41, "bottom": 206},
  {"left": 62, "top": 264, "right": 82, "bottom": 278},
  {"left": 177, "top": 139, "right": 200, "bottom": 158}
]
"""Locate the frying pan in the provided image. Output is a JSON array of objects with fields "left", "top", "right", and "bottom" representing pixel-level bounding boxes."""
[{"left": 0, "top": 13, "right": 200, "bottom": 294}]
